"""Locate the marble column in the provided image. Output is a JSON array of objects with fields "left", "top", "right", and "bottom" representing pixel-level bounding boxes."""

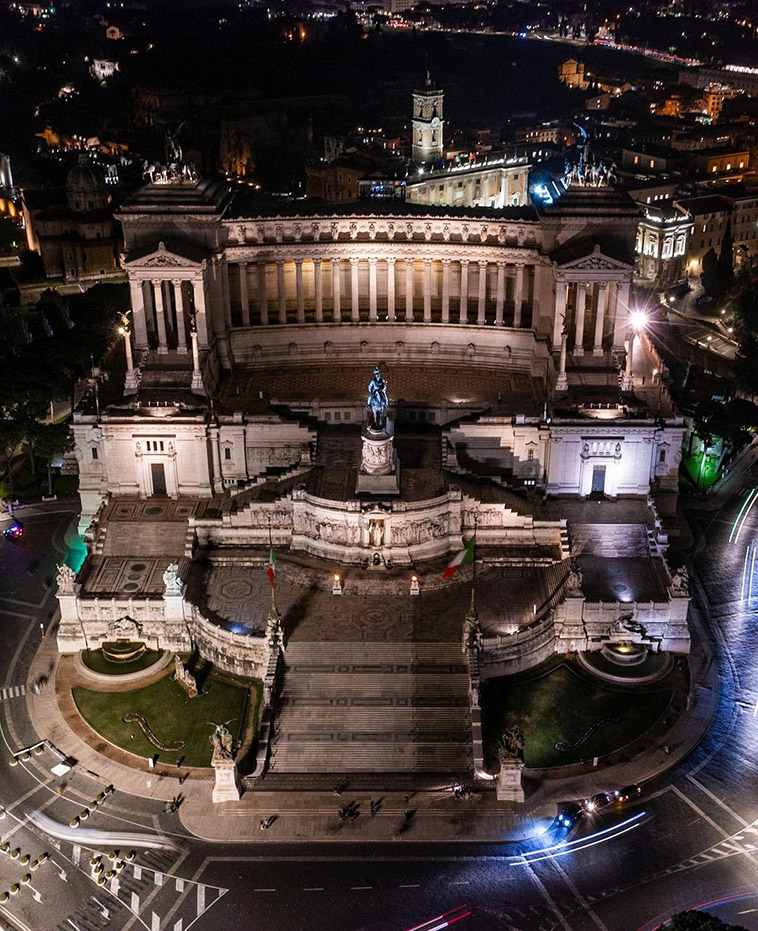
[
  {"left": 573, "top": 283, "right": 588, "bottom": 356},
  {"left": 477, "top": 261, "right": 487, "bottom": 325},
  {"left": 332, "top": 259, "right": 341, "bottom": 322},
  {"left": 173, "top": 279, "right": 187, "bottom": 353},
  {"left": 423, "top": 258, "right": 432, "bottom": 323},
  {"left": 239, "top": 262, "right": 250, "bottom": 327},
  {"left": 405, "top": 259, "right": 414, "bottom": 322},
  {"left": 129, "top": 279, "right": 148, "bottom": 349},
  {"left": 593, "top": 282, "right": 607, "bottom": 356},
  {"left": 190, "top": 326, "right": 204, "bottom": 394},
  {"left": 460, "top": 260, "right": 470, "bottom": 324},
  {"left": 386, "top": 258, "right": 396, "bottom": 322},
  {"left": 258, "top": 262, "right": 268, "bottom": 326},
  {"left": 314, "top": 259, "right": 323, "bottom": 323},
  {"left": 441, "top": 259, "right": 451, "bottom": 324},
  {"left": 193, "top": 277, "right": 208, "bottom": 346},
  {"left": 153, "top": 279, "right": 168, "bottom": 354},
  {"left": 276, "top": 260, "right": 286, "bottom": 324},
  {"left": 613, "top": 281, "right": 630, "bottom": 350},
  {"left": 495, "top": 262, "right": 506, "bottom": 326},
  {"left": 369, "top": 257, "right": 378, "bottom": 321},
  {"left": 556, "top": 328, "right": 568, "bottom": 392},
  {"left": 553, "top": 279, "right": 567, "bottom": 348},
  {"left": 350, "top": 257, "right": 360, "bottom": 322},
  {"left": 622, "top": 330, "right": 635, "bottom": 392},
  {"left": 513, "top": 264, "right": 525, "bottom": 328},
  {"left": 295, "top": 258, "right": 305, "bottom": 323}
]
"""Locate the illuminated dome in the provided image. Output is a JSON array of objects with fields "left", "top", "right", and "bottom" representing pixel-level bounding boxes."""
[{"left": 66, "top": 156, "right": 109, "bottom": 212}]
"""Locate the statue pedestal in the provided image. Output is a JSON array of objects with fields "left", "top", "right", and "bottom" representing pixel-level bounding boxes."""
[
  {"left": 356, "top": 422, "right": 400, "bottom": 496},
  {"left": 211, "top": 751, "right": 241, "bottom": 803},
  {"left": 496, "top": 759, "right": 525, "bottom": 804}
]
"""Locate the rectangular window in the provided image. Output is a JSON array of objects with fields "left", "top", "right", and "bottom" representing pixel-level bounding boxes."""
[
  {"left": 91, "top": 448, "right": 98, "bottom": 460},
  {"left": 659, "top": 449, "right": 667, "bottom": 463},
  {"left": 224, "top": 447, "right": 231, "bottom": 460}
]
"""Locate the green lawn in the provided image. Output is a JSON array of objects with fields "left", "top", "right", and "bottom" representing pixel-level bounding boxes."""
[
  {"left": 73, "top": 660, "right": 260, "bottom": 767},
  {"left": 81, "top": 648, "right": 165, "bottom": 676},
  {"left": 481, "top": 659, "right": 673, "bottom": 770}
]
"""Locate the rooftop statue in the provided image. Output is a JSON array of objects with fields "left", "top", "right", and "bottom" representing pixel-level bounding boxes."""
[{"left": 366, "top": 365, "right": 389, "bottom": 432}]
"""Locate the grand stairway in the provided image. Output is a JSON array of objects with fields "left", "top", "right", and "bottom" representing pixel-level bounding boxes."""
[{"left": 268, "top": 641, "right": 474, "bottom": 775}]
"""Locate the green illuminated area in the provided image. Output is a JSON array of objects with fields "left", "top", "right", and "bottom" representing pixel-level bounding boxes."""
[{"left": 682, "top": 452, "right": 722, "bottom": 491}]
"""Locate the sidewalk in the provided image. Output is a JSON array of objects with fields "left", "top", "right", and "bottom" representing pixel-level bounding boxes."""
[{"left": 25, "top": 616, "right": 720, "bottom": 845}]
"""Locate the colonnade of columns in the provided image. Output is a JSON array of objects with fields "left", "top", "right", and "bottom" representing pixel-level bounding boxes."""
[
  {"left": 128, "top": 277, "right": 208, "bottom": 353},
  {"left": 231, "top": 257, "right": 533, "bottom": 327},
  {"left": 553, "top": 279, "right": 631, "bottom": 357}
]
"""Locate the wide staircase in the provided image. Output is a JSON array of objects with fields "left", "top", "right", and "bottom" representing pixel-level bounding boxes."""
[
  {"left": 98, "top": 520, "right": 189, "bottom": 557},
  {"left": 570, "top": 522, "right": 651, "bottom": 558},
  {"left": 269, "top": 641, "right": 474, "bottom": 775}
]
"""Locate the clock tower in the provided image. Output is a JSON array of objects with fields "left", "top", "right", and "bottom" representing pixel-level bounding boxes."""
[{"left": 411, "top": 73, "right": 444, "bottom": 165}]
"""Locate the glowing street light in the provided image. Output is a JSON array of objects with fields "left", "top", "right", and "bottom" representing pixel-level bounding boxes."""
[{"left": 629, "top": 310, "right": 648, "bottom": 331}]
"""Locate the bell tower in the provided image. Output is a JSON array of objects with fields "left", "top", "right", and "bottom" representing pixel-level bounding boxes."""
[{"left": 412, "top": 72, "right": 444, "bottom": 165}]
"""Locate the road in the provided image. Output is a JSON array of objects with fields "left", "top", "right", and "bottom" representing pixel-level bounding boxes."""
[{"left": 0, "top": 497, "right": 755, "bottom": 931}]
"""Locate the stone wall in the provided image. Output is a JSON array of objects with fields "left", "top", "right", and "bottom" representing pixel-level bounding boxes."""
[
  {"left": 56, "top": 588, "right": 267, "bottom": 679},
  {"left": 190, "top": 486, "right": 566, "bottom": 565}
]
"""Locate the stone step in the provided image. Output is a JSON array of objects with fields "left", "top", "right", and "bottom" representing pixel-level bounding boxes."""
[
  {"left": 570, "top": 523, "right": 651, "bottom": 558},
  {"left": 285, "top": 662, "right": 468, "bottom": 675},
  {"left": 275, "top": 713, "right": 470, "bottom": 733},
  {"left": 269, "top": 741, "right": 472, "bottom": 773},
  {"left": 284, "top": 642, "right": 464, "bottom": 663},
  {"left": 101, "top": 520, "right": 189, "bottom": 557},
  {"left": 281, "top": 674, "right": 470, "bottom": 697}
]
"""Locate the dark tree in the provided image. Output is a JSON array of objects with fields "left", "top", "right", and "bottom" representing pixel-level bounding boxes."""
[
  {"left": 701, "top": 247, "right": 720, "bottom": 299},
  {"left": 662, "top": 909, "right": 748, "bottom": 930},
  {"left": 717, "top": 218, "right": 734, "bottom": 296}
]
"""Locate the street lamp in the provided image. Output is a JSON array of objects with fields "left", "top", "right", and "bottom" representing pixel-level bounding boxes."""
[{"left": 623, "top": 310, "right": 647, "bottom": 392}]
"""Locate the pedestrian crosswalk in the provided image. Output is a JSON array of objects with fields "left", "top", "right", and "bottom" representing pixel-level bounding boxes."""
[
  {"left": 0, "top": 685, "right": 26, "bottom": 702},
  {"left": 53, "top": 846, "right": 228, "bottom": 931}
]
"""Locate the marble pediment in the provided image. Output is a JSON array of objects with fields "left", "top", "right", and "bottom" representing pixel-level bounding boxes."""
[
  {"left": 125, "top": 240, "right": 206, "bottom": 269},
  {"left": 556, "top": 243, "right": 632, "bottom": 273}
]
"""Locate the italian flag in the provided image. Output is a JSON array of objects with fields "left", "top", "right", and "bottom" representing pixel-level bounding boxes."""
[
  {"left": 267, "top": 546, "right": 277, "bottom": 586},
  {"left": 442, "top": 535, "right": 475, "bottom": 580}
]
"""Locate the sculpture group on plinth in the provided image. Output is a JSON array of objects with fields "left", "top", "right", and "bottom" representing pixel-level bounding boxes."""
[
  {"left": 210, "top": 722, "right": 241, "bottom": 803},
  {"left": 357, "top": 365, "right": 400, "bottom": 495},
  {"left": 496, "top": 725, "right": 526, "bottom": 804}
]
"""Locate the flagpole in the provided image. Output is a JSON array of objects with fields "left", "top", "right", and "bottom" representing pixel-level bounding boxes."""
[
  {"left": 268, "top": 515, "right": 278, "bottom": 617},
  {"left": 470, "top": 517, "right": 477, "bottom": 619}
]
